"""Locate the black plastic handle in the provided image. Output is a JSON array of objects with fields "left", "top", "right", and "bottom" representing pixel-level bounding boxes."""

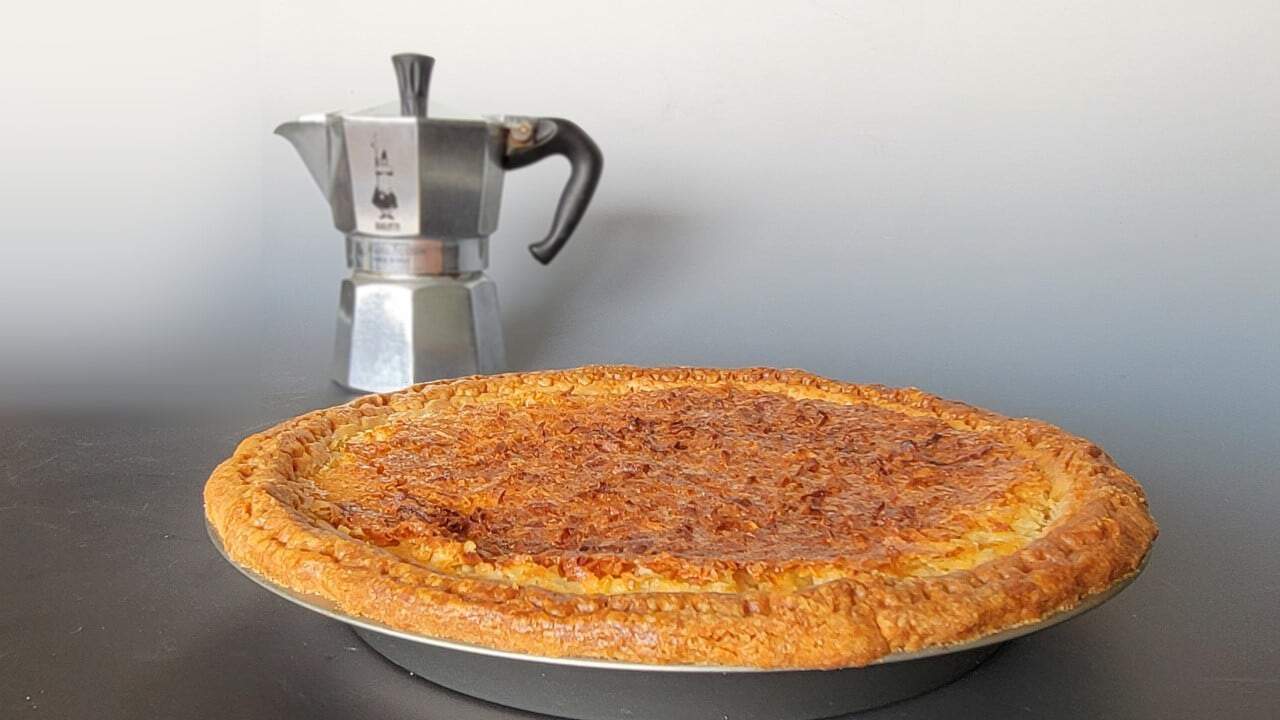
[
  {"left": 502, "top": 118, "right": 603, "bottom": 264},
  {"left": 391, "top": 53, "right": 434, "bottom": 117}
]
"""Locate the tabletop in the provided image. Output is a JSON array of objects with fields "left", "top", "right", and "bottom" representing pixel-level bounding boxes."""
[{"left": 2, "top": 353, "right": 1277, "bottom": 720}]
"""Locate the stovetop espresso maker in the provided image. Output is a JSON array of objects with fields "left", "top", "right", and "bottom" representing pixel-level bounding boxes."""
[{"left": 276, "top": 53, "right": 602, "bottom": 392}]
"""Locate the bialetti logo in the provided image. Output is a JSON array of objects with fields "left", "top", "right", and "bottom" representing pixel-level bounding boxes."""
[{"left": 371, "top": 136, "right": 400, "bottom": 231}]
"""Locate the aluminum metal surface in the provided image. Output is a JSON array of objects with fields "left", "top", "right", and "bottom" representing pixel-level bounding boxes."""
[
  {"left": 274, "top": 54, "right": 602, "bottom": 393},
  {"left": 345, "top": 236, "right": 489, "bottom": 276},
  {"left": 275, "top": 116, "right": 506, "bottom": 240},
  {"left": 207, "top": 521, "right": 1145, "bottom": 718},
  {"left": 353, "top": 626, "right": 1000, "bottom": 720},
  {"left": 332, "top": 272, "right": 504, "bottom": 393}
]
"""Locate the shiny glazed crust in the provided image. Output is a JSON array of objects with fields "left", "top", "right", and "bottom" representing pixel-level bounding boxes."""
[{"left": 204, "top": 366, "right": 1157, "bottom": 669}]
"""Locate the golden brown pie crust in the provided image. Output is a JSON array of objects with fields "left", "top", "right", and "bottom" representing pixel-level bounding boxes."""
[{"left": 204, "top": 366, "right": 1156, "bottom": 669}]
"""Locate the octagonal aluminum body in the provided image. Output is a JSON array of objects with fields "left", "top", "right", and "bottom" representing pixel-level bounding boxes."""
[
  {"left": 333, "top": 272, "right": 505, "bottom": 393},
  {"left": 280, "top": 113, "right": 508, "bottom": 241}
]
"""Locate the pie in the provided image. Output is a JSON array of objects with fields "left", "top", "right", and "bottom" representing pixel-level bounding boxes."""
[{"left": 204, "top": 366, "right": 1156, "bottom": 668}]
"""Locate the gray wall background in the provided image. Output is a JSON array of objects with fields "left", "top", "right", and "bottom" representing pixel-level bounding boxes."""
[{"left": 1, "top": 0, "right": 1276, "bottom": 423}]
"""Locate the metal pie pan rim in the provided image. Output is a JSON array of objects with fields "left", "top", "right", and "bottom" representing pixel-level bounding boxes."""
[{"left": 207, "top": 519, "right": 1146, "bottom": 674}]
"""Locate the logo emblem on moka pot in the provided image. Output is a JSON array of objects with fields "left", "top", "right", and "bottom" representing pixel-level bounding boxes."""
[
  {"left": 370, "top": 137, "right": 399, "bottom": 228},
  {"left": 275, "top": 54, "right": 603, "bottom": 392}
]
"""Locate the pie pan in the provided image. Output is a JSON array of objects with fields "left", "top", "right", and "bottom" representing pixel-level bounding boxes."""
[{"left": 208, "top": 520, "right": 1146, "bottom": 720}]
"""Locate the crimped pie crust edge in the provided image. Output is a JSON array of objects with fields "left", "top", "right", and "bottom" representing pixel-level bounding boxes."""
[{"left": 204, "top": 366, "right": 1157, "bottom": 669}]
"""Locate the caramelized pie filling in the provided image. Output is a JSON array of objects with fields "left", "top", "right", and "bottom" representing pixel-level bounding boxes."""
[{"left": 312, "top": 386, "right": 1057, "bottom": 594}]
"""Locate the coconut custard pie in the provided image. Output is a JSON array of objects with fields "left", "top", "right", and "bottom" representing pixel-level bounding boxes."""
[{"left": 204, "top": 366, "right": 1156, "bottom": 668}]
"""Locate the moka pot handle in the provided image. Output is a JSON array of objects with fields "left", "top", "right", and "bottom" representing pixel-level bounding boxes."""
[{"left": 502, "top": 118, "right": 603, "bottom": 265}]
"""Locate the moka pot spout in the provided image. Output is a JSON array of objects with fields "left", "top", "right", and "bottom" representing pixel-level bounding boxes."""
[{"left": 274, "top": 117, "right": 332, "bottom": 199}]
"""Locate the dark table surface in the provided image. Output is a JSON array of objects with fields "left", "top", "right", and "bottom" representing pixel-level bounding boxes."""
[{"left": 2, "top": 364, "right": 1277, "bottom": 720}]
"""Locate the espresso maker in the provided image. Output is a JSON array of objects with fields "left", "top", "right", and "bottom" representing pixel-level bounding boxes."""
[{"left": 276, "top": 53, "right": 602, "bottom": 392}]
